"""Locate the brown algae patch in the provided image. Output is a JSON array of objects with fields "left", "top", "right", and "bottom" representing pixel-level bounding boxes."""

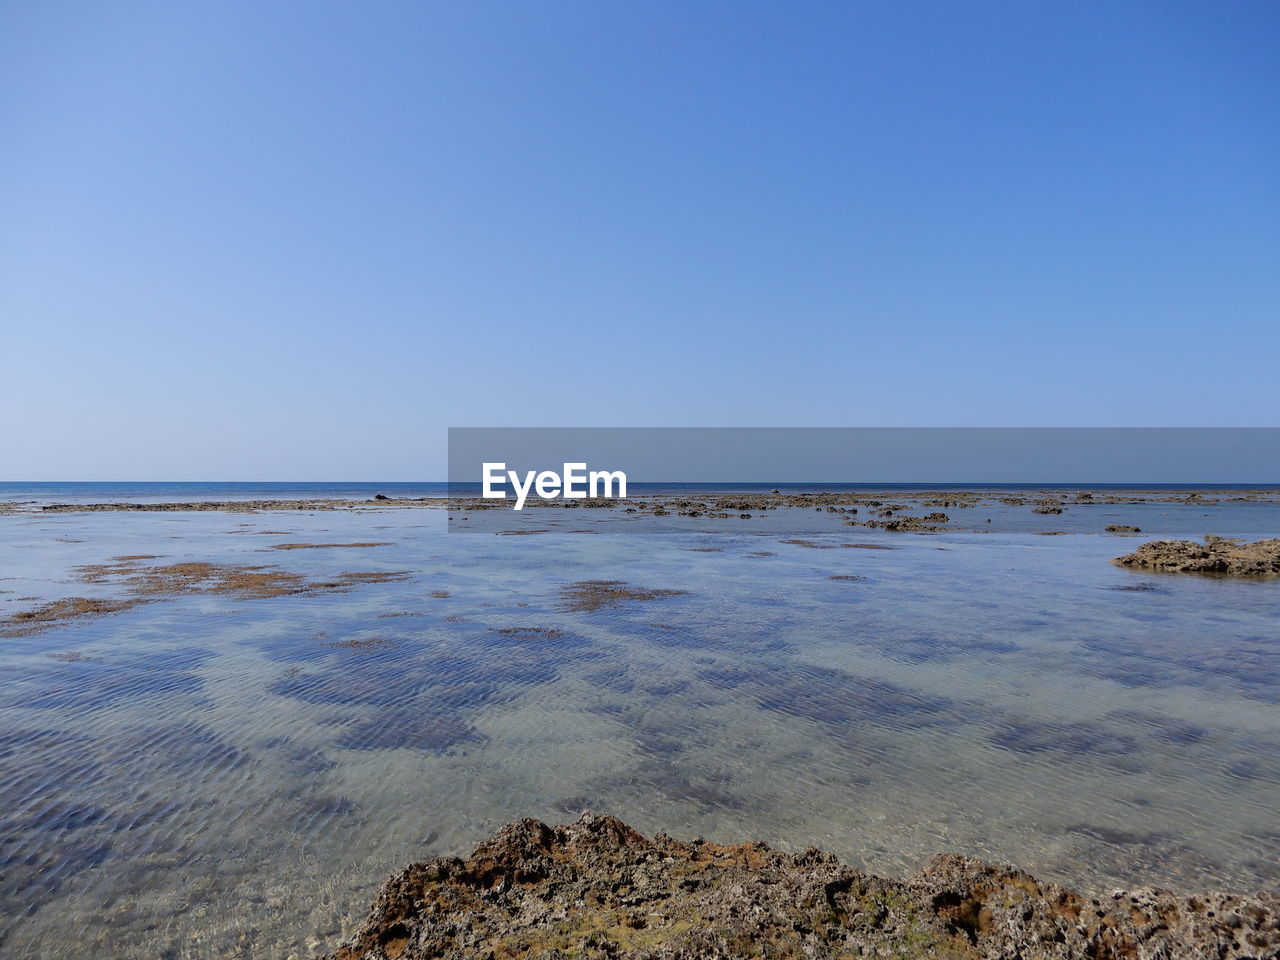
[
  {"left": 326, "top": 571, "right": 414, "bottom": 587},
  {"left": 81, "top": 559, "right": 413, "bottom": 597},
  {"left": 264, "top": 542, "right": 393, "bottom": 551},
  {"left": 558, "top": 580, "right": 689, "bottom": 613},
  {"left": 323, "top": 637, "right": 398, "bottom": 650},
  {"left": 780, "top": 539, "right": 897, "bottom": 550},
  {"left": 0, "top": 597, "right": 152, "bottom": 637},
  {"left": 78, "top": 559, "right": 312, "bottom": 598},
  {"left": 47, "top": 650, "right": 94, "bottom": 662},
  {"left": 490, "top": 626, "right": 565, "bottom": 640},
  {"left": 3, "top": 558, "right": 413, "bottom": 636}
]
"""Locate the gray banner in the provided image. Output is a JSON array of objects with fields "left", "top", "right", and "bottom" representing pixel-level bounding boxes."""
[{"left": 445, "top": 427, "right": 1280, "bottom": 532}]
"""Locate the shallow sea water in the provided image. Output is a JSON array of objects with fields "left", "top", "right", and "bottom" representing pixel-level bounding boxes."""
[{"left": 0, "top": 500, "right": 1277, "bottom": 958}]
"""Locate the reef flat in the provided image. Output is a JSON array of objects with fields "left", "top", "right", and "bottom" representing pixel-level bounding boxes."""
[
  {"left": 10, "top": 488, "right": 1280, "bottom": 518},
  {"left": 31, "top": 498, "right": 420, "bottom": 513},
  {"left": 321, "top": 815, "right": 1279, "bottom": 960}
]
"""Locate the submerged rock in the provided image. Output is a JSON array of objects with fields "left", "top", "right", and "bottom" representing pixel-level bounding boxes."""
[
  {"left": 319, "top": 814, "right": 1278, "bottom": 960},
  {"left": 1114, "top": 535, "right": 1280, "bottom": 578}
]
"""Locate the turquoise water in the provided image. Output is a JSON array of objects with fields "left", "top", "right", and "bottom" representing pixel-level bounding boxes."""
[{"left": 0, "top": 500, "right": 1277, "bottom": 958}]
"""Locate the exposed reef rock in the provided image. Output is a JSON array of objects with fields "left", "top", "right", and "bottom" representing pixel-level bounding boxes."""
[
  {"left": 12, "top": 489, "right": 1280, "bottom": 518},
  {"left": 320, "top": 815, "right": 1278, "bottom": 960},
  {"left": 862, "top": 512, "right": 949, "bottom": 532},
  {"left": 36, "top": 498, "right": 397, "bottom": 512},
  {"left": 1114, "top": 536, "right": 1280, "bottom": 578}
]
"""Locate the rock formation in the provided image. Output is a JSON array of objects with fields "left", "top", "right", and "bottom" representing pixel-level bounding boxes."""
[
  {"left": 320, "top": 815, "right": 1278, "bottom": 960},
  {"left": 1114, "top": 536, "right": 1280, "bottom": 577}
]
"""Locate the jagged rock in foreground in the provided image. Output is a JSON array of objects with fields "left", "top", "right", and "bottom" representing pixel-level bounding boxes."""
[
  {"left": 1114, "top": 535, "right": 1280, "bottom": 578},
  {"left": 320, "top": 815, "right": 1278, "bottom": 960}
]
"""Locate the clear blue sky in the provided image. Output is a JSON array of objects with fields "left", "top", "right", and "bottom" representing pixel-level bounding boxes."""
[{"left": 2, "top": 1, "right": 1277, "bottom": 479}]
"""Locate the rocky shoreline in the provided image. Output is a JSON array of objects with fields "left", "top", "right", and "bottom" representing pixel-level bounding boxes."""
[{"left": 321, "top": 815, "right": 1278, "bottom": 960}]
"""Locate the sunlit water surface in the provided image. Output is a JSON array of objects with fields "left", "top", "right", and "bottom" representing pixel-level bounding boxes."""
[{"left": 1, "top": 503, "right": 1277, "bottom": 958}]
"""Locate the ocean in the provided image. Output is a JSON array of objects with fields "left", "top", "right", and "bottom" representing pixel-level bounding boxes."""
[{"left": 0, "top": 486, "right": 1276, "bottom": 957}]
